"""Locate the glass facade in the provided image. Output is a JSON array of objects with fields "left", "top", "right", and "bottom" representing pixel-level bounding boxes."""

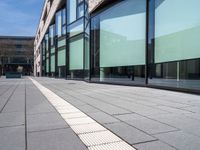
[
  {"left": 91, "top": 0, "right": 146, "bottom": 84},
  {"left": 66, "top": 0, "right": 88, "bottom": 79},
  {"left": 40, "top": 0, "right": 200, "bottom": 92},
  {"left": 148, "top": 0, "right": 200, "bottom": 90}
]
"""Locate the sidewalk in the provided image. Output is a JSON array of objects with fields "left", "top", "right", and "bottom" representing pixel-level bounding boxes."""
[
  {"left": 0, "top": 77, "right": 200, "bottom": 150},
  {"left": 0, "top": 78, "right": 87, "bottom": 150}
]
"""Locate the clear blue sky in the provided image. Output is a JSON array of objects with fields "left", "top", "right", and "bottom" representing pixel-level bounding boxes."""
[{"left": 0, "top": 0, "right": 44, "bottom": 37}]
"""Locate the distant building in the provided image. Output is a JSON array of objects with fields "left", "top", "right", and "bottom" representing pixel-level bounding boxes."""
[
  {"left": 0, "top": 36, "right": 34, "bottom": 76},
  {"left": 34, "top": 0, "right": 200, "bottom": 93}
]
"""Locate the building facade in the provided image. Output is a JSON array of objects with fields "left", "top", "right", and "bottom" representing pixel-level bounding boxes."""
[
  {"left": 34, "top": 0, "right": 200, "bottom": 93},
  {"left": 0, "top": 36, "right": 34, "bottom": 76}
]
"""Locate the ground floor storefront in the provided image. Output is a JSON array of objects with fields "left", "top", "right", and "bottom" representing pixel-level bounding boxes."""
[{"left": 38, "top": 0, "right": 200, "bottom": 93}]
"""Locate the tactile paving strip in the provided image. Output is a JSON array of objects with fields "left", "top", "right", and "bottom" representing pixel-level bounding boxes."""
[
  {"left": 70, "top": 123, "right": 107, "bottom": 134},
  {"left": 63, "top": 117, "right": 96, "bottom": 126},
  {"left": 30, "top": 78, "right": 136, "bottom": 150},
  {"left": 79, "top": 130, "right": 122, "bottom": 147},
  {"left": 61, "top": 112, "right": 87, "bottom": 119},
  {"left": 88, "top": 141, "right": 136, "bottom": 150}
]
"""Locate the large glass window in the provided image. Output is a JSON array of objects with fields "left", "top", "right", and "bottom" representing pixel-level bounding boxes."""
[
  {"left": 45, "top": 34, "right": 49, "bottom": 61},
  {"left": 67, "top": 18, "right": 84, "bottom": 37},
  {"left": 69, "top": 36, "right": 84, "bottom": 70},
  {"left": 67, "top": 0, "right": 77, "bottom": 24},
  {"left": 49, "top": 25, "right": 55, "bottom": 46},
  {"left": 45, "top": 34, "right": 49, "bottom": 51},
  {"left": 46, "top": 58, "right": 49, "bottom": 73},
  {"left": 149, "top": 0, "right": 200, "bottom": 90},
  {"left": 99, "top": 0, "right": 146, "bottom": 68},
  {"left": 62, "top": 8, "right": 66, "bottom": 25},
  {"left": 56, "top": 11, "right": 62, "bottom": 37},
  {"left": 91, "top": 0, "right": 146, "bottom": 83},
  {"left": 155, "top": 0, "right": 200, "bottom": 63},
  {"left": 51, "top": 55, "right": 55, "bottom": 72},
  {"left": 62, "top": 9, "right": 66, "bottom": 35},
  {"left": 57, "top": 48, "right": 66, "bottom": 66},
  {"left": 77, "top": 3, "right": 84, "bottom": 18}
]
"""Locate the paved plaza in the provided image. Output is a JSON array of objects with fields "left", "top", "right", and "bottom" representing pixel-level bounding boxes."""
[{"left": 0, "top": 77, "right": 200, "bottom": 150}]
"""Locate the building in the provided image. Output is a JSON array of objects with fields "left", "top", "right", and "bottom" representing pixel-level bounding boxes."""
[
  {"left": 0, "top": 36, "right": 34, "bottom": 76},
  {"left": 34, "top": 0, "right": 200, "bottom": 93}
]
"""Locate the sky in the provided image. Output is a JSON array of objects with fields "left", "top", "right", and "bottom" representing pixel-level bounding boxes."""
[{"left": 0, "top": 0, "right": 44, "bottom": 37}]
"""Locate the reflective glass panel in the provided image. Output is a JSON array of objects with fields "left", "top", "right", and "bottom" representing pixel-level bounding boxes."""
[
  {"left": 99, "top": 0, "right": 146, "bottom": 68},
  {"left": 155, "top": 0, "right": 200, "bottom": 63}
]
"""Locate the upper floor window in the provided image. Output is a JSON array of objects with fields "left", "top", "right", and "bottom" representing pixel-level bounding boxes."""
[
  {"left": 67, "top": 0, "right": 76, "bottom": 24},
  {"left": 56, "top": 11, "right": 62, "bottom": 37},
  {"left": 56, "top": 8, "right": 66, "bottom": 37},
  {"left": 49, "top": 25, "right": 55, "bottom": 46}
]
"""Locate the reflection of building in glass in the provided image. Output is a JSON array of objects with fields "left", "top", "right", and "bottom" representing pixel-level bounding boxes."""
[
  {"left": 0, "top": 36, "right": 34, "bottom": 76},
  {"left": 34, "top": 0, "right": 200, "bottom": 93}
]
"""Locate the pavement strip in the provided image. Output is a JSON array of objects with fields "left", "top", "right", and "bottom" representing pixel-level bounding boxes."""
[{"left": 30, "top": 77, "right": 136, "bottom": 150}]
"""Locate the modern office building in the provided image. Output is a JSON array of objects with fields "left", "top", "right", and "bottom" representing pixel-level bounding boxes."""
[
  {"left": 34, "top": 0, "right": 200, "bottom": 93},
  {"left": 0, "top": 36, "right": 34, "bottom": 76}
]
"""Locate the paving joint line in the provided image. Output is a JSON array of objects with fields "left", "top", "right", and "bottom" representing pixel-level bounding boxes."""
[
  {"left": 151, "top": 128, "right": 181, "bottom": 135},
  {"left": 26, "top": 111, "right": 58, "bottom": 116},
  {"left": 0, "top": 124, "right": 24, "bottom": 129},
  {"left": 27, "top": 127, "right": 70, "bottom": 133},
  {"left": 131, "top": 139, "right": 159, "bottom": 145},
  {"left": 25, "top": 79, "right": 28, "bottom": 150}
]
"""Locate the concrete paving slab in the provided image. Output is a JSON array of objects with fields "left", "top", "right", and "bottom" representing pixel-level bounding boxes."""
[
  {"left": 154, "top": 105, "right": 194, "bottom": 114},
  {"left": 88, "top": 111, "right": 120, "bottom": 124},
  {"left": 78, "top": 104, "right": 100, "bottom": 113},
  {"left": 28, "top": 128, "right": 88, "bottom": 150},
  {"left": 104, "top": 122, "right": 156, "bottom": 145},
  {"left": 0, "top": 112, "right": 24, "bottom": 127},
  {"left": 147, "top": 113, "right": 200, "bottom": 137},
  {"left": 2, "top": 97, "right": 25, "bottom": 113},
  {"left": 154, "top": 131, "right": 200, "bottom": 150},
  {"left": 184, "top": 113, "right": 200, "bottom": 121},
  {"left": 126, "top": 118, "right": 177, "bottom": 135},
  {"left": 134, "top": 140, "right": 176, "bottom": 150},
  {"left": 27, "top": 112, "right": 69, "bottom": 132},
  {"left": 0, "top": 86, "right": 17, "bottom": 111},
  {"left": 182, "top": 106, "right": 200, "bottom": 113},
  {"left": 26, "top": 102, "right": 56, "bottom": 115},
  {"left": 104, "top": 100, "right": 170, "bottom": 116},
  {"left": 90, "top": 102, "right": 130, "bottom": 115},
  {"left": 0, "top": 126, "right": 25, "bottom": 150},
  {"left": 115, "top": 113, "right": 177, "bottom": 135},
  {"left": 114, "top": 113, "right": 145, "bottom": 121},
  {"left": 26, "top": 85, "right": 56, "bottom": 115}
]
